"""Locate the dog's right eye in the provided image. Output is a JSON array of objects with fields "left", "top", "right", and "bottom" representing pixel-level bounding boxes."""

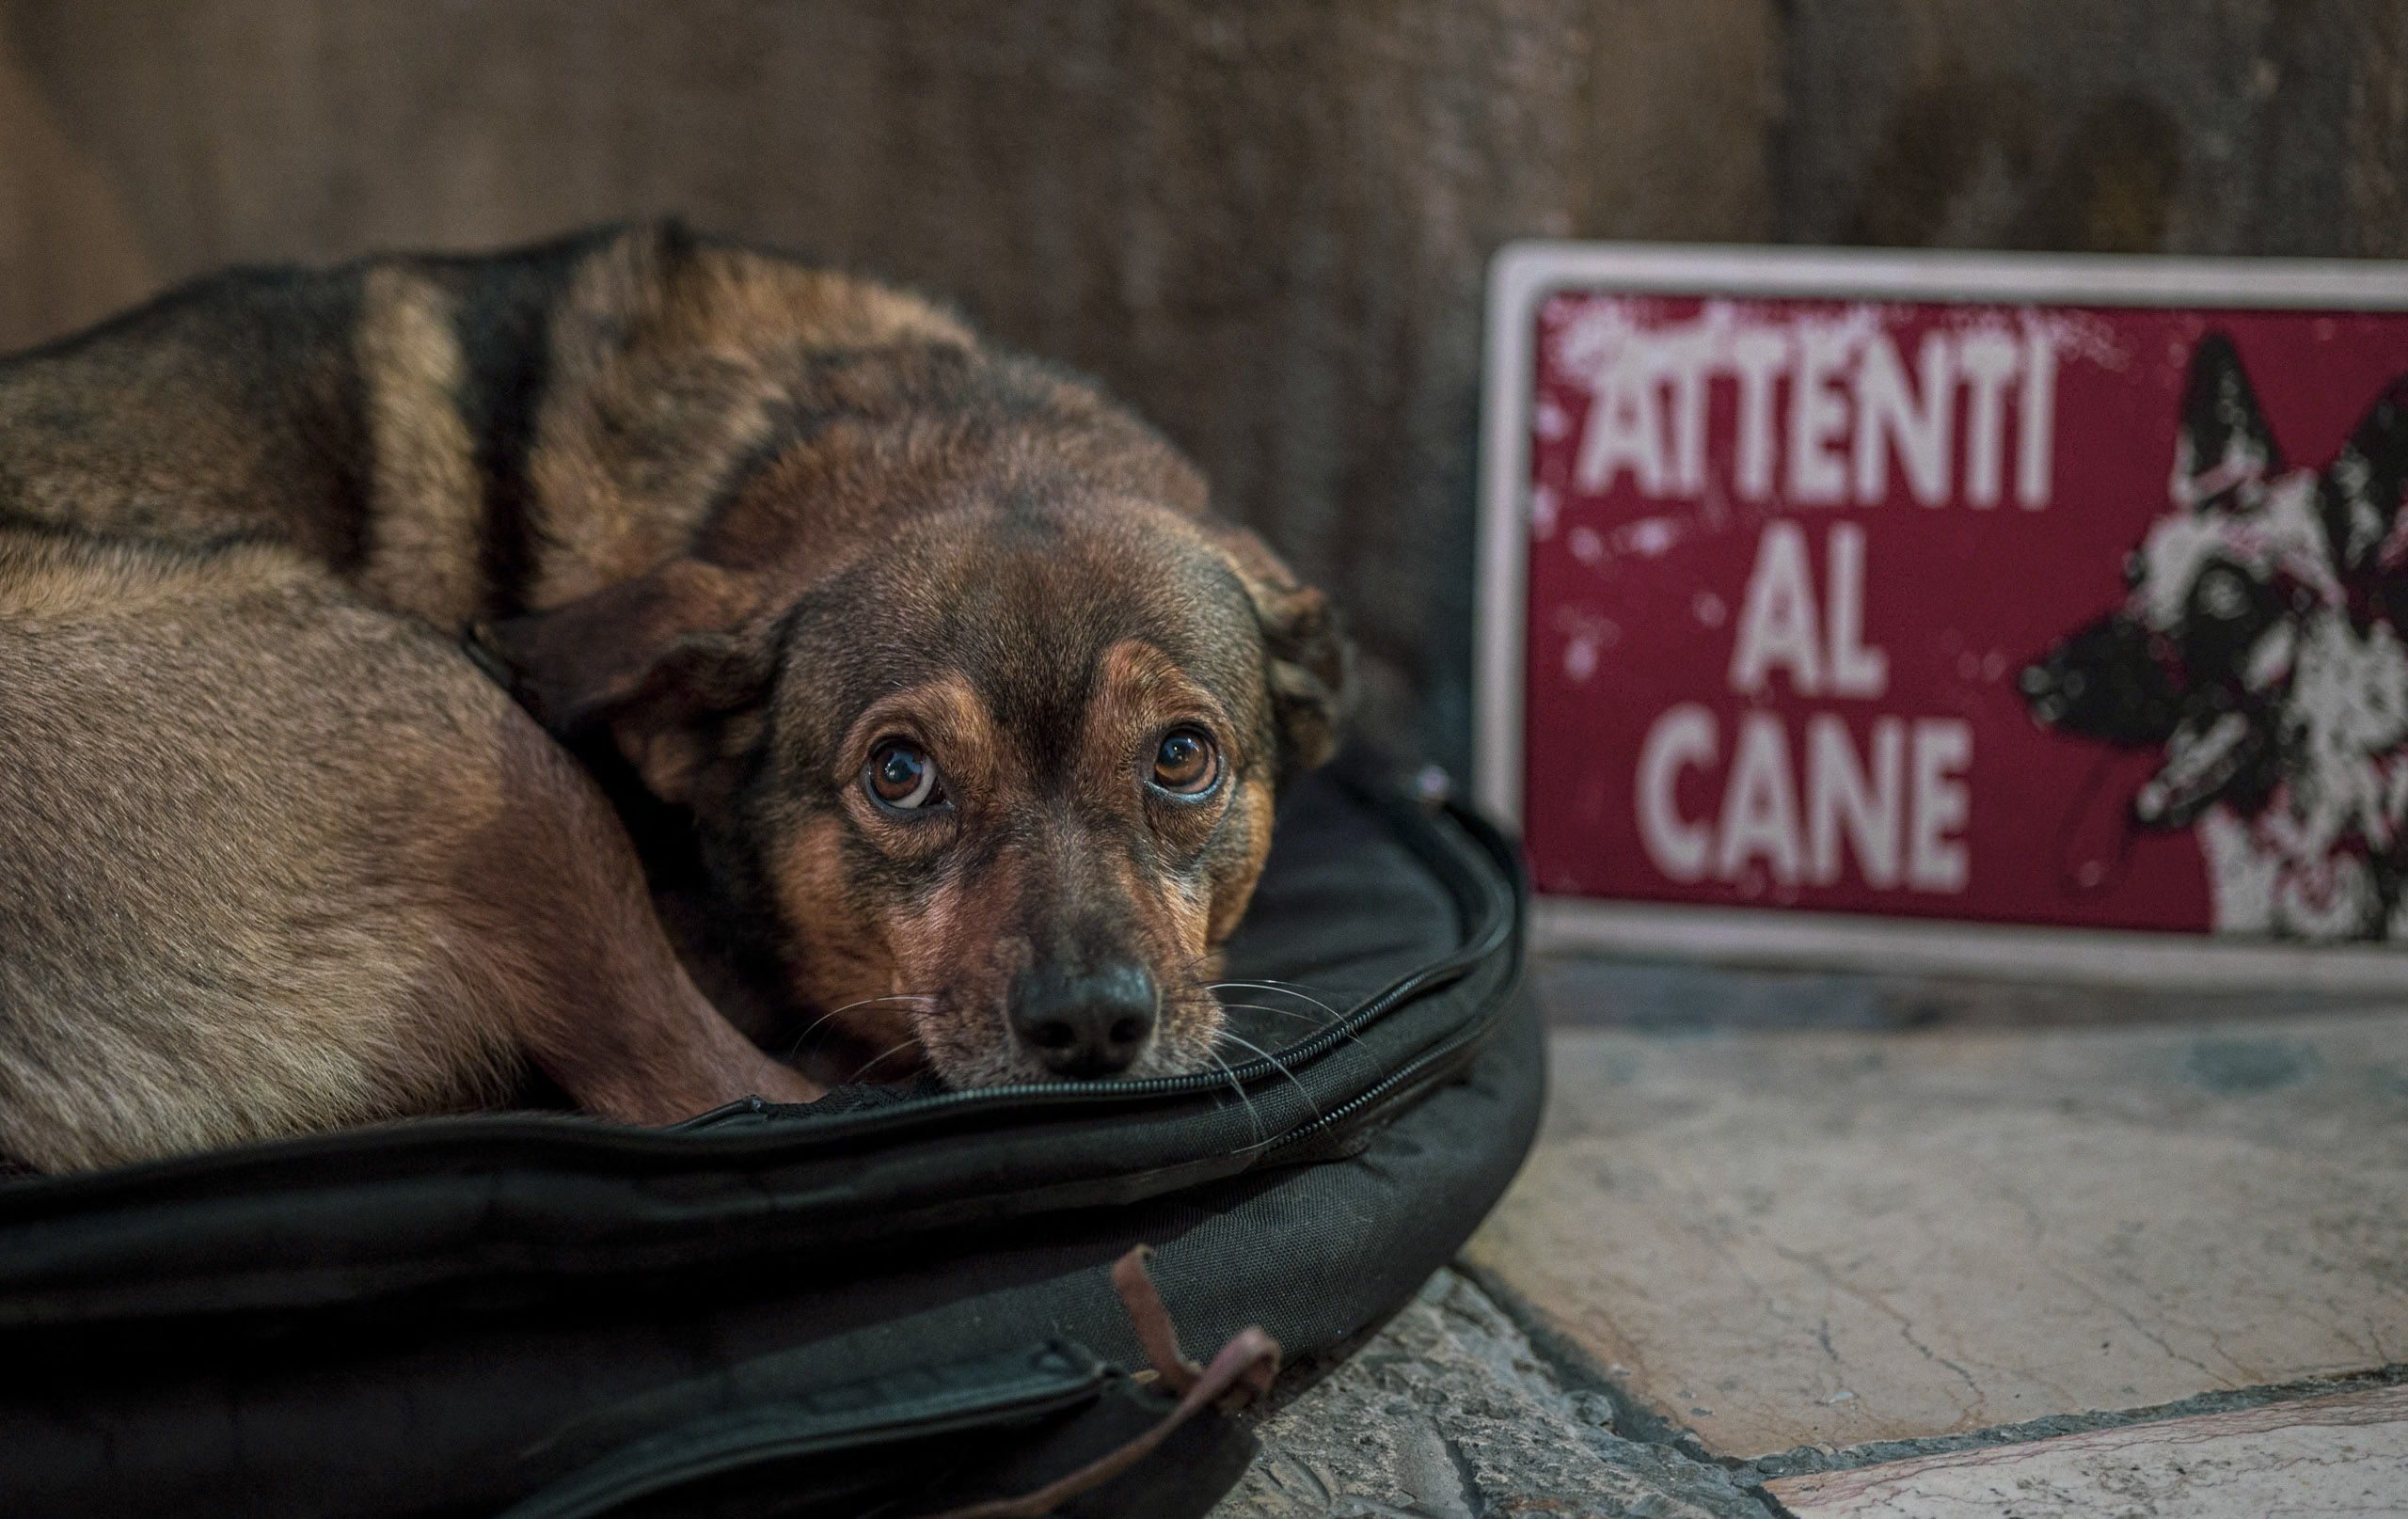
[
  {"left": 1150, "top": 727, "right": 1220, "bottom": 796},
  {"left": 866, "top": 740, "right": 943, "bottom": 810}
]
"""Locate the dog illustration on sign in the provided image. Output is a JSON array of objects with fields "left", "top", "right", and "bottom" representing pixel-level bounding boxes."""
[{"left": 2021, "top": 332, "right": 2408, "bottom": 939}]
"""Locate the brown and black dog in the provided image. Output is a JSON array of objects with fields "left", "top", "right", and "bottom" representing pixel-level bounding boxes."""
[{"left": 0, "top": 221, "right": 1344, "bottom": 1159}]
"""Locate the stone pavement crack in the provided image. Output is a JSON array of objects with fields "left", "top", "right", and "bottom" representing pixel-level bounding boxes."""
[
  {"left": 1765, "top": 1241, "right": 1989, "bottom": 1428},
  {"left": 1210, "top": 1266, "right": 1783, "bottom": 1519}
]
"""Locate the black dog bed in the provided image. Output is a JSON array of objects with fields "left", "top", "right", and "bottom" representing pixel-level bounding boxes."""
[{"left": 0, "top": 754, "right": 1540, "bottom": 1516}]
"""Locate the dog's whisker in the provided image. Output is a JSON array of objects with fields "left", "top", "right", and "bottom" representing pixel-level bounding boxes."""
[
  {"left": 1207, "top": 1050, "right": 1267, "bottom": 1146},
  {"left": 1212, "top": 1001, "right": 1350, "bottom": 1037},
  {"left": 1204, "top": 981, "right": 1342, "bottom": 1019},
  {"left": 1215, "top": 1029, "right": 1319, "bottom": 1120},
  {"left": 782, "top": 994, "right": 938, "bottom": 1060},
  {"left": 847, "top": 1036, "right": 923, "bottom": 1084},
  {"left": 1212, "top": 1001, "right": 1358, "bottom": 1036},
  {"left": 1209, "top": 997, "right": 1366, "bottom": 1055}
]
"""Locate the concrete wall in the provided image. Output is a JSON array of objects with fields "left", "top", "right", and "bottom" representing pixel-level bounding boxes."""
[{"left": 0, "top": 1, "right": 2396, "bottom": 771}]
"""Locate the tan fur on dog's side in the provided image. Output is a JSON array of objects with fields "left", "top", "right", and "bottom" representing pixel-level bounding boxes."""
[{"left": 0, "top": 530, "right": 816, "bottom": 1170}]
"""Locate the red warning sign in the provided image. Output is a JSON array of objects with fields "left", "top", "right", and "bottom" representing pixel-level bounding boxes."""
[{"left": 1480, "top": 248, "right": 2408, "bottom": 942}]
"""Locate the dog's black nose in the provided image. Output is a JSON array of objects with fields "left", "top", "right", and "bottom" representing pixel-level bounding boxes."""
[{"left": 1010, "top": 962, "right": 1157, "bottom": 1079}]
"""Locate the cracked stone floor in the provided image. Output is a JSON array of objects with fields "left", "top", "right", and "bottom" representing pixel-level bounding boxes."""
[{"left": 1209, "top": 954, "right": 2408, "bottom": 1516}]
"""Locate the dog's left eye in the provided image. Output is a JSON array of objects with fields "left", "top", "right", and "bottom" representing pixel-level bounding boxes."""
[
  {"left": 865, "top": 740, "right": 944, "bottom": 810},
  {"left": 1151, "top": 728, "right": 1219, "bottom": 796}
]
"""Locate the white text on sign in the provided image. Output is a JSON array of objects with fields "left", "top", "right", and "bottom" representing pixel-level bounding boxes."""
[
  {"left": 1633, "top": 522, "right": 1972, "bottom": 895},
  {"left": 1562, "top": 307, "right": 2058, "bottom": 511}
]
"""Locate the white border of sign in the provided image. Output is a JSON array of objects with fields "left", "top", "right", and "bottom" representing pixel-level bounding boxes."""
[{"left": 1475, "top": 242, "right": 2408, "bottom": 989}]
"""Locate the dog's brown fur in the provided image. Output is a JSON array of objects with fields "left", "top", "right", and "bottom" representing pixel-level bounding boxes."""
[
  {"left": 0, "top": 530, "right": 819, "bottom": 1170},
  {"left": 0, "top": 221, "right": 1344, "bottom": 1131}
]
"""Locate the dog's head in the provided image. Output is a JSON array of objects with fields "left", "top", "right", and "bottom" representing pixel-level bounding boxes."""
[
  {"left": 482, "top": 338, "right": 1346, "bottom": 1088},
  {"left": 2020, "top": 331, "right": 2408, "bottom": 829}
]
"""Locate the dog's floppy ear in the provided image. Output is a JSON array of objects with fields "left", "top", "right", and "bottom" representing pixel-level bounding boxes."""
[
  {"left": 468, "top": 559, "right": 770, "bottom": 806},
  {"left": 1198, "top": 520, "right": 1351, "bottom": 789},
  {"left": 2321, "top": 372, "right": 2408, "bottom": 574},
  {"left": 2173, "top": 331, "right": 2282, "bottom": 509}
]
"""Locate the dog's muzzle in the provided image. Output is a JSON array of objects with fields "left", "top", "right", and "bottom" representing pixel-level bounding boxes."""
[{"left": 2020, "top": 612, "right": 2188, "bottom": 748}]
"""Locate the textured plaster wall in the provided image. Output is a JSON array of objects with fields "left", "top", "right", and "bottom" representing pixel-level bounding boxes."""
[
  {"left": 1775, "top": 1, "right": 2408, "bottom": 260},
  {"left": 0, "top": 1, "right": 2398, "bottom": 768}
]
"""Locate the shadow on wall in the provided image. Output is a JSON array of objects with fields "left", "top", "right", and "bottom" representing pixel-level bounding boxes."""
[
  {"left": 0, "top": 0, "right": 2402, "bottom": 775},
  {"left": 1840, "top": 73, "right": 2183, "bottom": 254},
  {"left": 1776, "top": 0, "right": 2408, "bottom": 261},
  {"left": 0, "top": 16, "right": 155, "bottom": 356}
]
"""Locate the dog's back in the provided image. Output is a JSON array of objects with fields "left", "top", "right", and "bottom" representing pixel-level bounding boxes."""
[
  {"left": 0, "top": 223, "right": 973, "bottom": 625},
  {"left": 0, "top": 530, "right": 810, "bottom": 1169}
]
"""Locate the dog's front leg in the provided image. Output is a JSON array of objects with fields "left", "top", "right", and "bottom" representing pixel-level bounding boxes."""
[
  {"left": 522, "top": 973, "right": 830, "bottom": 1124},
  {"left": 459, "top": 712, "right": 829, "bottom": 1123}
]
